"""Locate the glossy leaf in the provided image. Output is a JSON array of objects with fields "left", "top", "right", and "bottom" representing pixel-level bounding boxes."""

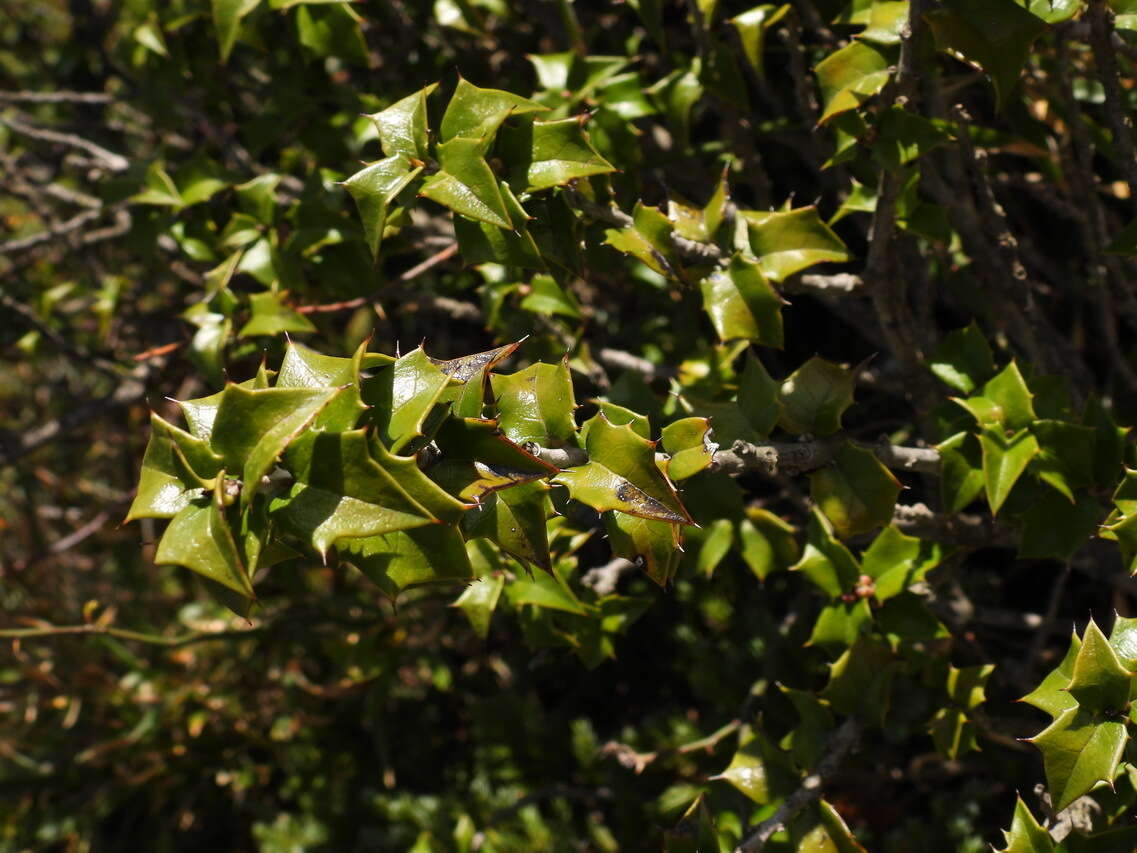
[
  {"left": 778, "top": 356, "right": 855, "bottom": 435},
  {"left": 363, "top": 348, "right": 453, "bottom": 452},
  {"left": 213, "top": 0, "right": 261, "bottom": 62},
  {"left": 741, "top": 207, "right": 852, "bottom": 282},
  {"left": 793, "top": 509, "right": 861, "bottom": 598},
  {"left": 1065, "top": 619, "right": 1133, "bottom": 713},
  {"left": 808, "top": 599, "right": 872, "bottom": 652},
  {"left": 604, "top": 510, "right": 683, "bottom": 587},
  {"left": 699, "top": 253, "right": 784, "bottom": 345},
  {"left": 520, "top": 273, "right": 583, "bottom": 319},
  {"left": 433, "top": 341, "right": 521, "bottom": 418},
  {"left": 1028, "top": 706, "right": 1128, "bottom": 812},
  {"left": 238, "top": 290, "right": 317, "bottom": 338},
  {"left": 929, "top": 321, "right": 995, "bottom": 393},
  {"left": 821, "top": 635, "right": 895, "bottom": 721},
  {"left": 861, "top": 525, "right": 946, "bottom": 601},
  {"left": 1019, "top": 491, "right": 1100, "bottom": 561},
  {"left": 604, "top": 202, "right": 682, "bottom": 279},
  {"left": 453, "top": 573, "right": 505, "bottom": 639},
  {"left": 1021, "top": 631, "right": 1082, "bottom": 718},
  {"left": 420, "top": 136, "right": 511, "bottom": 228},
  {"left": 155, "top": 496, "right": 253, "bottom": 598},
  {"left": 982, "top": 360, "right": 1036, "bottom": 431},
  {"left": 661, "top": 417, "right": 717, "bottom": 481},
  {"left": 810, "top": 442, "right": 901, "bottom": 539},
  {"left": 463, "top": 480, "right": 552, "bottom": 570},
  {"left": 814, "top": 40, "right": 895, "bottom": 124},
  {"left": 938, "top": 431, "right": 985, "bottom": 513},
  {"left": 499, "top": 116, "right": 615, "bottom": 192},
  {"left": 127, "top": 414, "right": 223, "bottom": 521},
  {"left": 430, "top": 416, "right": 557, "bottom": 503},
  {"left": 453, "top": 181, "right": 544, "bottom": 269},
  {"left": 980, "top": 427, "right": 1039, "bottom": 514},
  {"left": 1109, "top": 614, "right": 1137, "bottom": 670},
  {"left": 554, "top": 414, "right": 693, "bottom": 524},
  {"left": 343, "top": 525, "right": 473, "bottom": 599},
  {"left": 994, "top": 796, "right": 1055, "bottom": 853},
  {"left": 737, "top": 508, "right": 799, "bottom": 580},
  {"left": 440, "top": 78, "right": 545, "bottom": 142},
  {"left": 730, "top": 4, "right": 790, "bottom": 77},
  {"left": 737, "top": 353, "right": 782, "bottom": 437},
  {"left": 710, "top": 726, "right": 796, "bottom": 805},
  {"left": 364, "top": 84, "right": 436, "bottom": 159},
  {"left": 491, "top": 360, "right": 579, "bottom": 448},
  {"left": 342, "top": 155, "right": 422, "bottom": 259}
]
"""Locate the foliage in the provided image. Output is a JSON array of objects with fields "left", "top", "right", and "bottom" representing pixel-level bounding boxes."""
[{"left": 7, "top": 0, "right": 1137, "bottom": 851}]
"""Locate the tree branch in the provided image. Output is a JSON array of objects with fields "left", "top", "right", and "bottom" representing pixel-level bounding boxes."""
[{"left": 0, "top": 111, "right": 128, "bottom": 172}]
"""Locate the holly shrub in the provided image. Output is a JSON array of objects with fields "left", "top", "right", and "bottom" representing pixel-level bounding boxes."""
[{"left": 7, "top": 0, "right": 1137, "bottom": 851}]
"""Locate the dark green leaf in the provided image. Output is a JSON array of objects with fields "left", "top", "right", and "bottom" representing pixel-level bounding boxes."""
[
  {"left": 741, "top": 207, "right": 852, "bottom": 282},
  {"left": 491, "top": 360, "right": 579, "bottom": 448},
  {"left": 362, "top": 348, "right": 453, "bottom": 452},
  {"left": 1028, "top": 706, "right": 1128, "bottom": 811},
  {"left": 342, "top": 155, "right": 422, "bottom": 259},
  {"left": 440, "top": 78, "right": 546, "bottom": 142},
  {"left": 343, "top": 525, "right": 473, "bottom": 599},
  {"left": 604, "top": 202, "right": 683, "bottom": 279},
  {"left": 463, "top": 480, "right": 552, "bottom": 570},
  {"left": 604, "top": 510, "right": 683, "bottom": 587},
  {"left": 364, "top": 84, "right": 436, "bottom": 160},
  {"left": 420, "top": 136, "right": 511, "bottom": 228},
  {"left": 929, "top": 321, "right": 995, "bottom": 393},
  {"left": 499, "top": 116, "right": 615, "bottom": 193},
  {"left": 980, "top": 427, "right": 1039, "bottom": 514},
  {"left": 1065, "top": 619, "right": 1133, "bottom": 713},
  {"left": 814, "top": 41, "right": 895, "bottom": 124},
  {"left": 156, "top": 496, "right": 253, "bottom": 598},
  {"left": 810, "top": 442, "right": 901, "bottom": 539},
  {"left": 699, "top": 253, "right": 784, "bottom": 345},
  {"left": 778, "top": 356, "right": 855, "bottom": 435}
]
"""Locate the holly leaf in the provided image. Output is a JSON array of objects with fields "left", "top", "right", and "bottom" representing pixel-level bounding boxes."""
[
  {"left": 343, "top": 525, "right": 473, "bottom": 599},
  {"left": 741, "top": 207, "right": 852, "bottom": 282},
  {"left": 270, "top": 430, "right": 437, "bottom": 556},
  {"left": 729, "top": 4, "right": 790, "bottom": 77},
  {"left": 499, "top": 116, "right": 615, "bottom": 192},
  {"left": 429, "top": 417, "right": 556, "bottom": 503},
  {"left": 738, "top": 508, "right": 799, "bottom": 581},
  {"left": 212, "top": 0, "right": 261, "bottom": 62},
  {"left": 1065, "top": 619, "right": 1133, "bottom": 714},
  {"left": 710, "top": 725, "right": 797, "bottom": 805},
  {"left": 1019, "top": 491, "right": 1101, "bottom": 561},
  {"left": 821, "top": 635, "right": 896, "bottom": 722},
  {"left": 1028, "top": 706, "right": 1128, "bottom": 812},
  {"left": 238, "top": 289, "right": 317, "bottom": 338},
  {"left": 928, "top": 321, "right": 995, "bottom": 393},
  {"left": 938, "top": 431, "right": 985, "bottom": 513},
  {"left": 808, "top": 599, "right": 873, "bottom": 653},
  {"left": 208, "top": 384, "right": 343, "bottom": 508},
  {"left": 699, "top": 253, "right": 784, "bottom": 345},
  {"left": 367, "top": 435, "right": 473, "bottom": 525},
  {"left": 994, "top": 796, "right": 1055, "bottom": 853},
  {"left": 554, "top": 414, "right": 693, "bottom": 524},
  {"left": 793, "top": 509, "right": 862, "bottom": 598},
  {"left": 661, "top": 417, "right": 717, "bottom": 481},
  {"left": 860, "top": 525, "right": 946, "bottom": 601},
  {"left": 926, "top": 0, "right": 1047, "bottom": 109},
  {"left": 738, "top": 353, "right": 782, "bottom": 437},
  {"left": 520, "top": 273, "right": 583, "bottom": 319},
  {"left": 362, "top": 347, "right": 453, "bottom": 452},
  {"left": 929, "top": 707, "right": 980, "bottom": 760},
  {"left": 814, "top": 40, "right": 896, "bottom": 124},
  {"left": 463, "top": 480, "right": 552, "bottom": 570},
  {"left": 432, "top": 340, "right": 522, "bottom": 419},
  {"left": 126, "top": 413, "right": 223, "bottom": 521},
  {"left": 454, "top": 573, "right": 505, "bottom": 639},
  {"left": 982, "top": 360, "right": 1036, "bottom": 431},
  {"left": 440, "top": 78, "right": 546, "bottom": 142},
  {"left": 810, "top": 442, "right": 901, "bottom": 539},
  {"left": 420, "top": 136, "right": 511, "bottom": 228},
  {"left": 342, "top": 155, "right": 422, "bottom": 260},
  {"left": 155, "top": 494, "right": 253, "bottom": 598},
  {"left": 491, "top": 360, "right": 580, "bottom": 448},
  {"left": 1021, "top": 631, "right": 1082, "bottom": 718},
  {"left": 778, "top": 356, "right": 855, "bottom": 435},
  {"left": 604, "top": 202, "right": 683, "bottom": 279},
  {"left": 364, "top": 84, "right": 436, "bottom": 160},
  {"left": 453, "top": 181, "right": 544, "bottom": 268},
  {"left": 1109, "top": 614, "right": 1137, "bottom": 671},
  {"left": 980, "top": 427, "right": 1039, "bottom": 514},
  {"left": 604, "top": 510, "right": 683, "bottom": 587}
]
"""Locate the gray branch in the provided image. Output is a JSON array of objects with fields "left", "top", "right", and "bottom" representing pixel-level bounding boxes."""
[{"left": 0, "top": 112, "right": 129, "bottom": 172}]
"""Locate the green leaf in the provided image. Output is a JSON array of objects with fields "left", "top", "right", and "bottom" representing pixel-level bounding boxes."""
[
  {"left": 420, "top": 136, "right": 511, "bottom": 229},
  {"left": 858, "top": 0, "right": 910, "bottom": 44},
  {"left": 793, "top": 509, "right": 862, "bottom": 598},
  {"left": 453, "top": 181, "right": 544, "bottom": 269},
  {"left": 710, "top": 725, "right": 797, "bottom": 805},
  {"left": 432, "top": 341, "right": 521, "bottom": 418},
  {"left": 821, "top": 635, "right": 895, "bottom": 721},
  {"left": 1030, "top": 419, "right": 1096, "bottom": 501},
  {"left": 1022, "top": 0, "right": 1082, "bottom": 24},
  {"left": 741, "top": 207, "right": 852, "bottom": 282},
  {"left": 294, "top": 4, "right": 367, "bottom": 65},
  {"left": 1021, "top": 631, "right": 1081, "bottom": 718},
  {"left": 604, "top": 510, "right": 683, "bottom": 587},
  {"left": 155, "top": 496, "right": 253, "bottom": 598},
  {"left": 861, "top": 525, "right": 946, "bottom": 601},
  {"left": 520, "top": 273, "right": 583, "bottom": 319},
  {"left": 646, "top": 62, "right": 703, "bottom": 151},
  {"left": 982, "top": 360, "right": 1036, "bottom": 431},
  {"left": 661, "top": 417, "right": 717, "bottom": 481},
  {"left": 737, "top": 508, "right": 799, "bottom": 580},
  {"left": 454, "top": 573, "right": 505, "bottom": 639},
  {"left": 980, "top": 427, "right": 1039, "bottom": 514},
  {"left": 926, "top": 0, "right": 1047, "bottom": 109},
  {"left": 994, "top": 796, "right": 1056, "bottom": 853},
  {"left": 364, "top": 84, "right": 436, "bottom": 160},
  {"left": 238, "top": 290, "right": 317, "bottom": 338},
  {"left": 737, "top": 353, "right": 782, "bottom": 437},
  {"left": 1065, "top": 619, "right": 1133, "bottom": 713},
  {"left": 699, "top": 253, "right": 784, "bottom": 345},
  {"left": 729, "top": 4, "right": 790, "bottom": 77},
  {"left": 872, "top": 108, "right": 954, "bottom": 169},
  {"left": 270, "top": 430, "right": 436, "bottom": 557},
  {"left": 778, "top": 356, "right": 855, "bottom": 435},
  {"left": 554, "top": 414, "right": 693, "bottom": 524},
  {"left": 508, "top": 569, "right": 591, "bottom": 615},
  {"left": 808, "top": 599, "right": 873, "bottom": 652},
  {"left": 929, "top": 321, "right": 996, "bottom": 393},
  {"left": 499, "top": 116, "right": 615, "bottom": 192},
  {"left": 368, "top": 435, "right": 473, "bottom": 525},
  {"left": 664, "top": 795, "right": 718, "bottom": 853},
  {"left": 126, "top": 414, "right": 224, "bottom": 522},
  {"left": 810, "top": 442, "right": 901, "bottom": 539},
  {"left": 936, "top": 432, "right": 984, "bottom": 513},
  {"left": 342, "top": 155, "right": 422, "bottom": 260},
  {"left": 463, "top": 480, "right": 552, "bottom": 570},
  {"left": 929, "top": 707, "right": 980, "bottom": 760},
  {"left": 362, "top": 348, "right": 452, "bottom": 452},
  {"left": 491, "top": 360, "right": 579, "bottom": 448},
  {"left": 604, "top": 202, "right": 683, "bottom": 279},
  {"left": 1109, "top": 614, "right": 1137, "bottom": 670},
  {"left": 1028, "top": 706, "right": 1128, "bottom": 811},
  {"left": 208, "top": 384, "right": 342, "bottom": 508},
  {"left": 1019, "top": 491, "right": 1101, "bottom": 561},
  {"left": 440, "top": 78, "right": 546, "bottom": 142},
  {"left": 430, "top": 417, "right": 556, "bottom": 502},
  {"left": 780, "top": 686, "right": 835, "bottom": 768},
  {"left": 696, "top": 517, "right": 734, "bottom": 576},
  {"left": 212, "top": 0, "right": 262, "bottom": 61},
  {"left": 814, "top": 40, "right": 895, "bottom": 124},
  {"left": 343, "top": 525, "right": 473, "bottom": 599},
  {"left": 591, "top": 400, "right": 650, "bottom": 439}
]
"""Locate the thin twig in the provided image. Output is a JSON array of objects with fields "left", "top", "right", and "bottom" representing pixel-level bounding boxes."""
[
  {"left": 0, "top": 90, "right": 113, "bottom": 105},
  {"left": 0, "top": 112, "right": 129, "bottom": 172},
  {"left": 0, "top": 622, "right": 261, "bottom": 647}
]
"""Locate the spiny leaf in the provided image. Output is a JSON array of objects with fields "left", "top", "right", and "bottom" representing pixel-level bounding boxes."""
[
  {"left": 364, "top": 84, "right": 436, "bottom": 160},
  {"left": 604, "top": 510, "right": 683, "bottom": 587},
  {"left": 362, "top": 347, "right": 453, "bottom": 452},
  {"left": 979, "top": 427, "right": 1039, "bottom": 514},
  {"left": 1065, "top": 619, "right": 1133, "bottom": 714},
  {"left": 491, "top": 360, "right": 579, "bottom": 448},
  {"left": 793, "top": 509, "right": 862, "bottom": 598},
  {"left": 938, "top": 431, "right": 985, "bottom": 513},
  {"left": 238, "top": 289, "right": 317, "bottom": 338},
  {"left": 432, "top": 340, "right": 522, "bottom": 418},
  {"left": 554, "top": 414, "right": 693, "bottom": 524},
  {"left": 603, "top": 202, "right": 683, "bottom": 279},
  {"left": 729, "top": 4, "right": 790, "bottom": 77},
  {"left": 126, "top": 414, "right": 223, "bottom": 522},
  {"left": 994, "top": 796, "right": 1055, "bottom": 853},
  {"left": 809, "top": 442, "right": 901, "bottom": 539},
  {"left": 343, "top": 525, "right": 473, "bottom": 599},
  {"left": 929, "top": 320, "right": 995, "bottom": 394},
  {"left": 860, "top": 525, "right": 946, "bottom": 601},
  {"left": 429, "top": 417, "right": 557, "bottom": 503},
  {"left": 342, "top": 155, "right": 422, "bottom": 260},
  {"left": 661, "top": 417, "right": 717, "bottom": 481},
  {"left": 155, "top": 495, "right": 253, "bottom": 598},
  {"left": 499, "top": 116, "right": 615, "bottom": 192},
  {"left": 814, "top": 40, "right": 895, "bottom": 124},
  {"left": 440, "top": 78, "right": 546, "bottom": 142},
  {"left": 1021, "top": 631, "right": 1081, "bottom": 718},
  {"left": 453, "top": 573, "right": 506, "bottom": 639},
  {"left": 699, "top": 253, "right": 784, "bottom": 345},
  {"left": 741, "top": 207, "right": 853, "bottom": 282},
  {"left": 420, "top": 136, "right": 511, "bottom": 228},
  {"left": 778, "top": 356, "right": 855, "bottom": 436},
  {"left": 1028, "top": 706, "right": 1128, "bottom": 812},
  {"left": 463, "top": 480, "right": 552, "bottom": 570},
  {"left": 737, "top": 508, "right": 799, "bottom": 581},
  {"left": 453, "top": 181, "right": 544, "bottom": 268},
  {"left": 212, "top": 0, "right": 261, "bottom": 62},
  {"left": 710, "top": 725, "right": 797, "bottom": 805}
]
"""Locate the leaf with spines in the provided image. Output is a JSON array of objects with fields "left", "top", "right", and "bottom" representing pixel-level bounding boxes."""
[
  {"left": 367, "top": 434, "right": 473, "bottom": 525},
  {"left": 238, "top": 290, "right": 317, "bottom": 338},
  {"left": 499, "top": 116, "right": 615, "bottom": 192},
  {"left": 1021, "top": 631, "right": 1081, "bottom": 718},
  {"left": 699, "top": 253, "right": 784, "bottom": 345},
  {"left": 661, "top": 417, "right": 716, "bottom": 481},
  {"left": 729, "top": 5, "right": 789, "bottom": 77},
  {"left": 432, "top": 341, "right": 522, "bottom": 418},
  {"left": 1109, "top": 614, "right": 1137, "bottom": 671},
  {"left": 420, "top": 136, "right": 511, "bottom": 228},
  {"left": 127, "top": 414, "right": 223, "bottom": 521},
  {"left": 363, "top": 348, "right": 453, "bottom": 452},
  {"left": 454, "top": 573, "right": 506, "bottom": 639},
  {"left": 364, "top": 84, "right": 436, "bottom": 160},
  {"left": 994, "top": 796, "right": 1055, "bottom": 853},
  {"left": 778, "top": 357, "right": 855, "bottom": 435},
  {"left": 439, "top": 78, "right": 546, "bottom": 142},
  {"left": 603, "top": 202, "right": 683, "bottom": 280},
  {"left": 710, "top": 725, "right": 797, "bottom": 805},
  {"left": 342, "top": 155, "right": 423, "bottom": 259},
  {"left": 737, "top": 353, "right": 782, "bottom": 437},
  {"left": 809, "top": 442, "right": 901, "bottom": 539},
  {"left": 343, "top": 525, "right": 473, "bottom": 599},
  {"left": 814, "top": 41, "right": 895, "bottom": 124},
  {"left": 208, "top": 384, "right": 344, "bottom": 508},
  {"left": 271, "top": 430, "right": 437, "bottom": 557},
  {"left": 554, "top": 414, "right": 693, "bottom": 524},
  {"left": 155, "top": 491, "right": 253, "bottom": 599},
  {"left": 929, "top": 321, "right": 996, "bottom": 394},
  {"left": 980, "top": 427, "right": 1039, "bottom": 514},
  {"left": 604, "top": 510, "right": 683, "bottom": 587},
  {"left": 860, "top": 525, "right": 946, "bottom": 601},
  {"left": 738, "top": 508, "right": 799, "bottom": 581},
  {"left": 463, "top": 480, "right": 552, "bottom": 570},
  {"left": 491, "top": 360, "right": 579, "bottom": 448},
  {"left": 938, "top": 431, "right": 984, "bottom": 513},
  {"left": 793, "top": 509, "right": 862, "bottom": 598},
  {"left": 212, "top": 0, "right": 261, "bottom": 62},
  {"left": 453, "top": 181, "right": 544, "bottom": 269},
  {"left": 741, "top": 207, "right": 852, "bottom": 282},
  {"left": 429, "top": 417, "right": 557, "bottom": 503},
  {"left": 1028, "top": 706, "right": 1128, "bottom": 812},
  {"left": 1065, "top": 619, "right": 1133, "bottom": 714}
]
